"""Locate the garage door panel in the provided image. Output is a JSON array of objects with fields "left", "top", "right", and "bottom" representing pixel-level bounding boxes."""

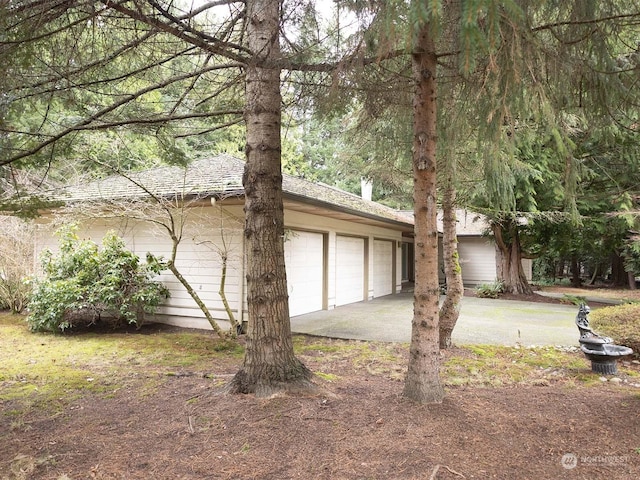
[
  {"left": 335, "top": 236, "right": 365, "bottom": 306},
  {"left": 285, "top": 231, "right": 324, "bottom": 316},
  {"left": 373, "top": 240, "right": 393, "bottom": 297},
  {"left": 457, "top": 238, "right": 496, "bottom": 285}
]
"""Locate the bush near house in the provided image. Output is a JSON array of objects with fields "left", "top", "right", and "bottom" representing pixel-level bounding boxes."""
[
  {"left": 27, "top": 225, "right": 169, "bottom": 332},
  {"left": 590, "top": 303, "right": 640, "bottom": 354}
]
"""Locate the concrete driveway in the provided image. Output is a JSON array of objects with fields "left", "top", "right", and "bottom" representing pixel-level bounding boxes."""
[{"left": 291, "top": 293, "right": 582, "bottom": 346}]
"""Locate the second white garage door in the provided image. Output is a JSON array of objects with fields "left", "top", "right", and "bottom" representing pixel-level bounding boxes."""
[
  {"left": 373, "top": 239, "right": 394, "bottom": 297},
  {"left": 335, "top": 236, "right": 365, "bottom": 306},
  {"left": 285, "top": 230, "right": 324, "bottom": 316}
]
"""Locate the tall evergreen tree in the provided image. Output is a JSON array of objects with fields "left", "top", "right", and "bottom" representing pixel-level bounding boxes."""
[{"left": 0, "top": 0, "right": 392, "bottom": 395}]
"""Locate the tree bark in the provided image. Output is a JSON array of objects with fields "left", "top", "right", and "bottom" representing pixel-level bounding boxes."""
[
  {"left": 439, "top": 183, "right": 464, "bottom": 349},
  {"left": 492, "top": 221, "right": 533, "bottom": 295},
  {"left": 610, "top": 251, "right": 628, "bottom": 287},
  {"left": 403, "top": 20, "right": 444, "bottom": 404},
  {"left": 228, "top": 0, "right": 313, "bottom": 396},
  {"left": 570, "top": 255, "right": 581, "bottom": 287}
]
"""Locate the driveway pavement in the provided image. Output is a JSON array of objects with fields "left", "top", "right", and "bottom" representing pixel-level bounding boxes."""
[{"left": 291, "top": 293, "right": 583, "bottom": 346}]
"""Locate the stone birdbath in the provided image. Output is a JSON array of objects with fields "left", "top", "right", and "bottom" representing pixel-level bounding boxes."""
[{"left": 575, "top": 304, "right": 633, "bottom": 375}]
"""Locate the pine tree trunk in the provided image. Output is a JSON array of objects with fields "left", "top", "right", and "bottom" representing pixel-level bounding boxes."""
[
  {"left": 492, "top": 222, "right": 533, "bottom": 295},
  {"left": 403, "top": 20, "right": 444, "bottom": 404},
  {"left": 228, "top": 0, "right": 312, "bottom": 396},
  {"left": 439, "top": 182, "right": 464, "bottom": 349}
]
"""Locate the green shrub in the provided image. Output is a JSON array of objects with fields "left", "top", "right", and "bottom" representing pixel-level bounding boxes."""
[
  {"left": 590, "top": 303, "right": 640, "bottom": 354},
  {"left": 27, "top": 225, "right": 169, "bottom": 332},
  {"left": 475, "top": 281, "right": 504, "bottom": 299}
]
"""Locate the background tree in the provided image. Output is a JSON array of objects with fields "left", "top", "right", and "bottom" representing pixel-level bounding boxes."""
[
  {"left": 529, "top": 123, "right": 640, "bottom": 287},
  {"left": 465, "top": 1, "right": 640, "bottom": 292}
]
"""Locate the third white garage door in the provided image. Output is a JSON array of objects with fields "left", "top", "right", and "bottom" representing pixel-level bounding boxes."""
[
  {"left": 373, "top": 239, "right": 394, "bottom": 297},
  {"left": 335, "top": 235, "right": 365, "bottom": 306},
  {"left": 285, "top": 230, "right": 324, "bottom": 316}
]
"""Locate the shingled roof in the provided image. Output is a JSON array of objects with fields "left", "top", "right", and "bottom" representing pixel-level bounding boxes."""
[
  {"left": 56, "top": 154, "right": 413, "bottom": 227},
  {"left": 436, "top": 209, "right": 489, "bottom": 236}
]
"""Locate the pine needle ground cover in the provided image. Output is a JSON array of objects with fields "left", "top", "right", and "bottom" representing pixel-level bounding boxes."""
[{"left": 1, "top": 311, "right": 639, "bottom": 479}]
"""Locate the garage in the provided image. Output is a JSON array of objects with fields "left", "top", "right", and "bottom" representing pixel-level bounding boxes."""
[
  {"left": 373, "top": 239, "right": 394, "bottom": 297},
  {"left": 457, "top": 237, "right": 496, "bottom": 286},
  {"left": 284, "top": 230, "right": 324, "bottom": 316},
  {"left": 335, "top": 235, "right": 365, "bottom": 306}
]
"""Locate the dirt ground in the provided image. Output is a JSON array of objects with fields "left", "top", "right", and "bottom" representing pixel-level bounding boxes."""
[{"left": 1, "top": 289, "right": 639, "bottom": 480}]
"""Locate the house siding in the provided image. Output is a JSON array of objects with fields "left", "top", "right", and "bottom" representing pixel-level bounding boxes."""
[
  {"left": 35, "top": 203, "right": 406, "bottom": 330},
  {"left": 437, "top": 235, "right": 533, "bottom": 286}
]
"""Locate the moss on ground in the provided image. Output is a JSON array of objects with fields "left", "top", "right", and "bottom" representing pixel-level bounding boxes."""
[
  {"left": 441, "top": 344, "right": 637, "bottom": 387},
  {"left": 2, "top": 311, "right": 637, "bottom": 420},
  {"left": 590, "top": 303, "right": 640, "bottom": 353},
  {"left": 0, "top": 312, "right": 242, "bottom": 416}
]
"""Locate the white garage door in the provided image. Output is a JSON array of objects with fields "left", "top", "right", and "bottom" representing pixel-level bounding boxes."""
[
  {"left": 373, "top": 239, "right": 393, "bottom": 297},
  {"left": 285, "top": 230, "right": 324, "bottom": 316},
  {"left": 335, "top": 236, "right": 365, "bottom": 306},
  {"left": 457, "top": 237, "right": 497, "bottom": 285}
]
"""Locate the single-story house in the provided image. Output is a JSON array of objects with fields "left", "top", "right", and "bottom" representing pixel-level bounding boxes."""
[
  {"left": 35, "top": 154, "right": 414, "bottom": 330},
  {"left": 437, "top": 209, "right": 533, "bottom": 286}
]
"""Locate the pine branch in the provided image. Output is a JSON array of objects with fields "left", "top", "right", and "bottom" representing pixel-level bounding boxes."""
[
  {"left": 60, "top": 110, "right": 244, "bottom": 131},
  {"left": 11, "top": 30, "right": 161, "bottom": 93},
  {"left": 1, "top": 64, "right": 243, "bottom": 166},
  {"left": 99, "top": 0, "right": 250, "bottom": 63},
  {"left": 532, "top": 13, "right": 640, "bottom": 33}
]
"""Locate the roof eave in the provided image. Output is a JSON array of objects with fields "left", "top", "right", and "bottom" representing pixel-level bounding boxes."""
[{"left": 283, "top": 191, "right": 414, "bottom": 230}]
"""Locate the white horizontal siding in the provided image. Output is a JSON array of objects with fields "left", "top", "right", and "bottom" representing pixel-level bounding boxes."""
[{"left": 34, "top": 209, "right": 245, "bottom": 324}]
